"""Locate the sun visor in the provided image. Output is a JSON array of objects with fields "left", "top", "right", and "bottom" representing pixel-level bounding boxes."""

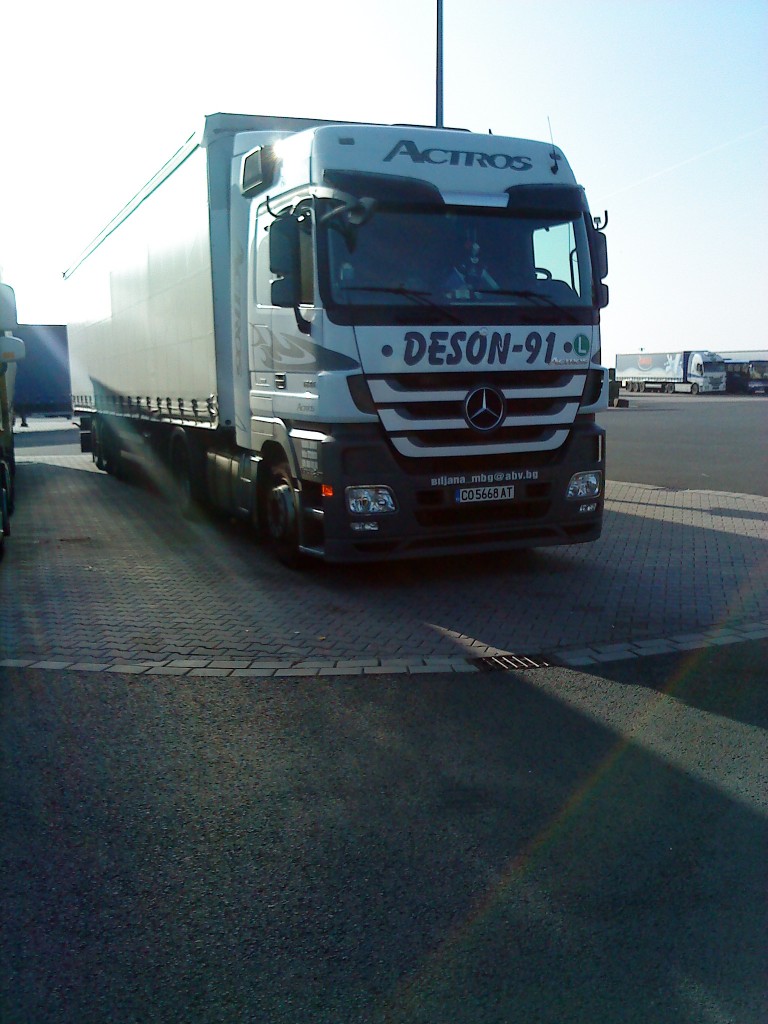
[{"left": 323, "top": 169, "right": 445, "bottom": 206}]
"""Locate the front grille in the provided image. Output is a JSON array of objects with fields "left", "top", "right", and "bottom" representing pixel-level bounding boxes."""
[{"left": 368, "top": 369, "right": 587, "bottom": 459}]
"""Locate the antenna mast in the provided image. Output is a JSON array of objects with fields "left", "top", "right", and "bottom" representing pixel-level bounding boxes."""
[{"left": 436, "top": 0, "right": 444, "bottom": 128}]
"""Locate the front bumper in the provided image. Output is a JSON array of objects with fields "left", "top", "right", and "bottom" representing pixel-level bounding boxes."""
[{"left": 296, "top": 419, "right": 605, "bottom": 563}]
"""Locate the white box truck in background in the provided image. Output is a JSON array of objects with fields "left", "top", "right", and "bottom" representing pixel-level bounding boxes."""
[
  {"left": 616, "top": 351, "right": 726, "bottom": 395},
  {"left": 66, "top": 112, "right": 609, "bottom": 565},
  {"left": 0, "top": 283, "right": 26, "bottom": 558}
]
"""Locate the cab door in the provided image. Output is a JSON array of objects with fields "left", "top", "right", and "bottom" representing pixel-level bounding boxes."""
[{"left": 248, "top": 204, "right": 278, "bottom": 449}]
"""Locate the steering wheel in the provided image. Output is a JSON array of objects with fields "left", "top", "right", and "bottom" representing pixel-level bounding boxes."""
[{"left": 534, "top": 267, "right": 552, "bottom": 280}]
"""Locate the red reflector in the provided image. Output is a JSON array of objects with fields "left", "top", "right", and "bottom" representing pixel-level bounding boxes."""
[{"left": 322, "top": 484, "right": 334, "bottom": 498}]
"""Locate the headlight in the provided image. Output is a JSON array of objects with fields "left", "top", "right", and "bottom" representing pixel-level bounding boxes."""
[
  {"left": 566, "top": 471, "right": 602, "bottom": 500},
  {"left": 345, "top": 485, "right": 397, "bottom": 514}
]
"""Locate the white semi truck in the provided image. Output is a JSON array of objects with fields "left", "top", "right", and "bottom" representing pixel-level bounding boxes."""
[
  {"left": 616, "top": 351, "right": 726, "bottom": 395},
  {"left": 66, "top": 113, "right": 609, "bottom": 565},
  {"left": 0, "top": 283, "right": 26, "bottom": 558}
]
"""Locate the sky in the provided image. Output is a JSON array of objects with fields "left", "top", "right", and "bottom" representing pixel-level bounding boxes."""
[{"left": 2, "top": 0, "right": 766, "bottom": 365}]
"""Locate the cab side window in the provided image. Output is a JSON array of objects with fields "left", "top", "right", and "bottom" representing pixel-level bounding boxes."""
[
  {"left": 254, "top": 211, "right": 273, "bottom": 307},
  {"left": 298, "top": 219, "right": 314, "bottom": 306},
  {"left": 532, "top": 222, "right": 581, "bottom": 296}
]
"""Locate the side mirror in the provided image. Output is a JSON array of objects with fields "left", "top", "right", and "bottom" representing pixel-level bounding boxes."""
[
  {"left": 269, "top": 216, "right": 300, "bottom": 307},
  {"left": 0, "top": 283, "right": 19, "bottom": 332},
  {"left": 590, "top": 229, "right": 608, "bottom": 309},
  {"left": 592, "top": 229, "right": 608, "bottom": 281}
]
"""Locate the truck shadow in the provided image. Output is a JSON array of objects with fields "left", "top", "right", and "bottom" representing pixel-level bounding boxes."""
[{"left": 3, "top": 663, "right": 762, "bottom": 1023}]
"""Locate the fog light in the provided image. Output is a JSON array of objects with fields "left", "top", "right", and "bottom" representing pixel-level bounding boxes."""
[
  {"left": 345, "top": 485, "right": 397, "bottom": 514},
  {"left": 566, "top": 471, "right": 602, "bottom": 500}
]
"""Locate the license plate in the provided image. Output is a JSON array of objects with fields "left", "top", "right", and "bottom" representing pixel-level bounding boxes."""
[{"left": 455, "top": 485, "right": 515, "bottom": 504}]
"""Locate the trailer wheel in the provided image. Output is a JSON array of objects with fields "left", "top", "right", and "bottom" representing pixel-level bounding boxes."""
[
  {"left": 265, "top": 463, "right": 303, "bottom": 568},
  {"left": 103, "top": 423, "right": 124, "bottom": 478},
  {"left": 92, "top": 417, "right": 107, "bottom": 471},
  {"left": 170, "top": 436, "right": 197, "bottom": 519},
  {"left": 690, "top": 383, "right": 700, "bottom": 396}
]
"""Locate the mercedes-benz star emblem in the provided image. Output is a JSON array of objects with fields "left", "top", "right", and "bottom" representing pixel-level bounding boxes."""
[{"left": 463, "top": 385, "right": 506, "bottom": 433}]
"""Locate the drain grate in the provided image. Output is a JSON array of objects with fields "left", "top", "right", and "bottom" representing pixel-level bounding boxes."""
[{"left": 470, "top": 654, "right": 550, "bottom": 672}]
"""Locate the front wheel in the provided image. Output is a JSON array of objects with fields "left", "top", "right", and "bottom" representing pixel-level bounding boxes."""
[
  {"left": 1, "top": 460, "right": 13, "bottom": 516},
  {"left": 690, "top": 383, "right": 700, "bottom": 396},
  {"left": 1, "top": 471, "right": 10, "bottom": 564},
  {"left": 1, "top": 480, "right": 9, "bottom": 538},
  {"left": 264, "top": 464, "right": 303, "bottom": 568}
]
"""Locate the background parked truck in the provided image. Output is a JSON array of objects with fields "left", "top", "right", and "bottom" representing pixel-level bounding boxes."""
[
  {"left": 0, "top": 283, "right": 26, "bottom": 558},
  {"left": 723, "top": 351, "right": 768, "bottom": 395},
  {"left": 66, "top": 112, "right": 609, "bottom": 565},
  {"left": 616, "top": 351, "right": 725, "bottom": 394}
]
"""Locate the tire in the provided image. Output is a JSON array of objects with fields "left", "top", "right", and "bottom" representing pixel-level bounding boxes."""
[
  {"left": 171, "top": 438, "right": 196, "bottom": 519},
  {"left": 690, "top": 383, "right": 700, "bottom": 396},
  {"left": 1, "top": 481, "right": 10, "bottom": 538},
  {"left": 92, "top": 417, "right": 107, "bottom": 471},
  {"left": 1, "top": 460, "right": 13, "bottom": 516},
  {"left": 264, "top": 462, "right": 303, "bottom": 568},
  {"left": 103, "top": 423, "right": 124, "bottom": 478}
]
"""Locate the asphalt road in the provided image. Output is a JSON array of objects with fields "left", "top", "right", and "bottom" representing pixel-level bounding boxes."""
[
  {"left": 16, "top": 392, "right": 768, "bottom": 494},
  {"left": 2, "top": 401, "right": 767, "bottom": 1023},
  {"left": 2, "top": 643, "right": 766, "bottom": 1024},
  {"left": 598, "top": 393, "right": 768, "bottom": 496}
]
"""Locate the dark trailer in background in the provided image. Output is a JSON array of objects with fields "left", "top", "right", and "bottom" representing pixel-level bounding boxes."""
[{"left": 13, "top": 324, "right": 70, "bottom": 417}]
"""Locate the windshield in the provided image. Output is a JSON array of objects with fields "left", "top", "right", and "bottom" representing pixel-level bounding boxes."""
[
  {"left": 316, "top": 199, "right": 596, "bottom": 327},
  {"left": 703, "top": 360, "right": 726, "bottom": 373}
]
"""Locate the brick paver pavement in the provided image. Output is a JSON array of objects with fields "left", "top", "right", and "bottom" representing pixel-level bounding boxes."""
[{"left": 2, "top": 454, "right": 766, "bottom": 675}]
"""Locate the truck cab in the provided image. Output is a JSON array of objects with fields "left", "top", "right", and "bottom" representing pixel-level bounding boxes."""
[
  {"left": 237, "top": 124, "right": 609, "bottom": 560},
  {"left": 688, "top": 352, "right": 725, "bottom": 393}
]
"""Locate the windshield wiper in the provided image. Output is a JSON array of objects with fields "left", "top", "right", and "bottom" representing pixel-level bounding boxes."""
[
  {"left": 473, "top": 288, "right": 581, "bottom": 323},
  {"left": 341, "top": 285, "right": 463, "bottom": 324}
]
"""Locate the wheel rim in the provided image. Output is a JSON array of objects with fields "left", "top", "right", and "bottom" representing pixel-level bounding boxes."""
[{"left": 268, "top": 481, "right": 296, "bottom": 542}]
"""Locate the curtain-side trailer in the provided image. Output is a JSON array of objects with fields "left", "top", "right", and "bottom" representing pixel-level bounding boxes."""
[
  {"left": 66, "top": 112, "right": 610, "bottom": 565},
  {"left": 616, "top": 351, "right": 725, "bottom": 394}
]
